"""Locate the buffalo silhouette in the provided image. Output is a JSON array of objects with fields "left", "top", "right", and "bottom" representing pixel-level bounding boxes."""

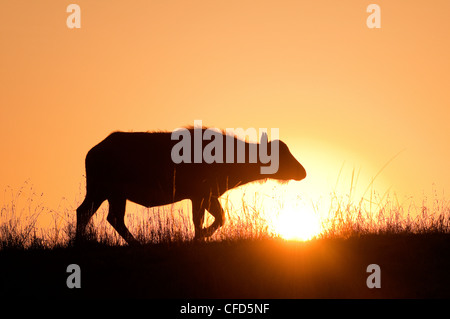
[{"left": 76, "top": 129, "right": 306, "bottom": 245}]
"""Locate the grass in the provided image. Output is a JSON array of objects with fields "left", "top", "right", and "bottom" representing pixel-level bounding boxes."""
[
  {"left": 322, "top": 190, "right": 450, "bottom": 239},
  {"left": 1, "top": 181, "right": 449, "bottom": 249},
  {"left": 1, "top": 182, "right": 450, "bottom": 299}
]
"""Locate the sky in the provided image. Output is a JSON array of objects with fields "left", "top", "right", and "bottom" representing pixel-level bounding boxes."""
[{"left": 1, "top": 0, "right": 449, "bottom": 215}]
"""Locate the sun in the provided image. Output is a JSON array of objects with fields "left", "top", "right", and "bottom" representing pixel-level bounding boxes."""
[
  {"left": 273, "top": 201, "right": 322, "bottom": 241},
  {"left": 227, "top": 180, "right": 323, "bottom": 241}
]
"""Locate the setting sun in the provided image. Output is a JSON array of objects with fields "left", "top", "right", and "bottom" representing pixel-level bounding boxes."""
[{"left": 273, "top": 201, "right": 322, "bottom": 241}]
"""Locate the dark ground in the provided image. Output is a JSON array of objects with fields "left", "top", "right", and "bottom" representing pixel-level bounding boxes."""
[{"left": 1, "top": 234, "right": 449, "bottom": 299}]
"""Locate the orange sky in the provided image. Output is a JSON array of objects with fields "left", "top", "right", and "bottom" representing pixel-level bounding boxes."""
[{"left": 1, "top": 1, "right": 449, "bottom": 212}]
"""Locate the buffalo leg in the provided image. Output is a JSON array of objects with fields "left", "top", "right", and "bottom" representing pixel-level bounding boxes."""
[
  {"left": 202, "top": 197, "right": 225, "bottom": 238},
  {"left": 76, "top": 195, "right": 104, "bottom": 242},
  {"left": 107, "top": 197, "right": 139, "bottom": 245},
  {"left": 191, "top": 198, "right": 206, "bottom": 240}
]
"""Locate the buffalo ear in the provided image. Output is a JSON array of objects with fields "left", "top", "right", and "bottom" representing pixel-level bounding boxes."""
[
  {"left": 260, "top": 132, "right": 281, "bottom": 146},
  {"left": 260, "top": 131, "right": 268, "bottom": 144}
]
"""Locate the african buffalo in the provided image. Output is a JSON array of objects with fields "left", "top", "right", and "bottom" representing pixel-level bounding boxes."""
[{"left": 76, "top": 128, "right": 306, "bottom": 245}]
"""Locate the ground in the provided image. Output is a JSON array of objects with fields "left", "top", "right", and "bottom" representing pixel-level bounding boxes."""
[{"left": 1, "top": 234, "right": 449, "bottom": 299}]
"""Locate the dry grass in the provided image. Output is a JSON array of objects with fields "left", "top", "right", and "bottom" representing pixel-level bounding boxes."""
[
  {"left": 1, "top": 182, "right": 449, "bottom": 250},
  {"left": 321, "top": 191, "right": 450, "bottom": 239}
]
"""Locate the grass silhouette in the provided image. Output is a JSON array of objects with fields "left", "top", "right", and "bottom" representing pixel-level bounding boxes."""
[
  {"left": 1, "top": 181, "right": 449, "bottom": 249},
  {"left": 1, "top": 181, "right": 450, "bottom": 299}
]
